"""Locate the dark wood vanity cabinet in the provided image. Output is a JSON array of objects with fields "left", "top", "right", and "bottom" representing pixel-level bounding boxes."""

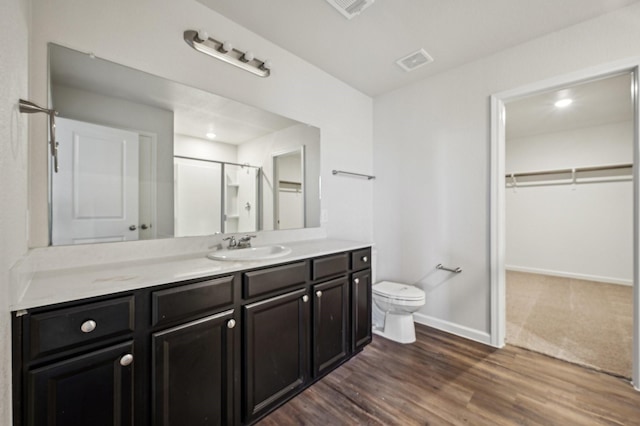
[
  {"left": 13, "top": 247, "right": 372, "bottom": 426},
  {"left": 27, "top": 341, "right": 134, "bottom": 426},
  {"left": 352, "top": 269, "right": 372, "bottom": 352},
  {"left": 14, "top": 296, "right": 136, "bottom": 426},
  {"left": 312, "top": 277, "right": 350, "bottom": 377},
  {"left": 149, "top": 275, "right": 237, "bottom": 425},
  {"left": 242, "top": 288, "right": 309, "bottom": 423},
  {"left": 152, "top": 309, "right": 236, "bottom": 426}
]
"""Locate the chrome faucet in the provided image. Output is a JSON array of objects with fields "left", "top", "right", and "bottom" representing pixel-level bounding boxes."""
[
  {"left": 236, "top": 235, "right": 256, "bottom": 249},
  {"left": 222, "top": 236, "right": 237, "bottom": 249}
]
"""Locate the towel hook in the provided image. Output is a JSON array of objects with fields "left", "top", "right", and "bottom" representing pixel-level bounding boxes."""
[{"left": 19, "top": 99, "right": 59, "bottom": 173}]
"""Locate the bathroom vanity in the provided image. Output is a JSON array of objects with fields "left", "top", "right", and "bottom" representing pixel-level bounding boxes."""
[{"left": 10, "top": 240, "right": 372, "bottom": 426}]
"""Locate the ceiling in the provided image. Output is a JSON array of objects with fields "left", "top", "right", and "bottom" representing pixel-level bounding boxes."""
[
  {"left": 50, "top": 44, "right": 300, "bottom": 144},
  {"left": 506, "top": 72, "right": 633, "bottom": 140},
  {"left": 197, "top": 0, "right": 638, "bottom": 97}
]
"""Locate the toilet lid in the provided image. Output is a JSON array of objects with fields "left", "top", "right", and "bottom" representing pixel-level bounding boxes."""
[{"left": 373, "top": 281, "right": 425, "bottom": 301}]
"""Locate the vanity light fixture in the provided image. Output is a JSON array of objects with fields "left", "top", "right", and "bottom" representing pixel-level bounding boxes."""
[
  {"left": 184, "top": 29, "right": 271, "bottom": 77},
  {"left": 554, "top": 98, "right": 573, "bottom": 108}
]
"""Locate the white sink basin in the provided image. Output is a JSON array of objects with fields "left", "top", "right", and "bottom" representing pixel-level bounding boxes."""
[{"left": 207, "top": 245, "right": 292, "bottom": 261}]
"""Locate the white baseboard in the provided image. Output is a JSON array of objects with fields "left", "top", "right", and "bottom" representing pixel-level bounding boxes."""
[
  {"left": 413, "top": 313, "right": 492, "bottom": 346},
  {"left": 506, "top": 265, "right": 632, "bottom": 286}
]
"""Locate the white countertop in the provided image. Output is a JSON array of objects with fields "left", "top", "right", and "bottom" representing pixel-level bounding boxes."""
[{"left": 10, "top": 238, "right": 372, "bottom": 311}]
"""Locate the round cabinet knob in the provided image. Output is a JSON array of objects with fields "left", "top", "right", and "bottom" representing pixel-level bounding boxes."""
[
  {"left": 80, "top": 320, "right": 97, "bottom": 333},
  {"left": 120, "top": 354, "right": 134, "bottom": 367},
  {"left": 129, "top": 225, "right": 137, "bottom": 231},
  {"left": 362, "top": 256, "right": 368, "bottom": 263},
  {"left": 227, "top": 319, "right": 236, "bottom": 329},
  {"left": 316, "top": 290, "right": 323, "bottom": 298},
  {"left": 354, "top": 278, "right": 360, "bottom": 285},
  {"left": 141, "top": 224, "right": 149, "bottom": 230},
  {"left": 302, "top": 295, "right": 309, "bottom": 303}
]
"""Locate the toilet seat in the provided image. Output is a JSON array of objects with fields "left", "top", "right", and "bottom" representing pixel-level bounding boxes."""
[{"left": 373, "top": 281, "right": 425, "bottom": 302}]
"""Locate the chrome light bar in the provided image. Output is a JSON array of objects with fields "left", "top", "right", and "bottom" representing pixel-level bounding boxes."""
[{"left": 184, "top": 29, "right": 271, "bottom": 78}]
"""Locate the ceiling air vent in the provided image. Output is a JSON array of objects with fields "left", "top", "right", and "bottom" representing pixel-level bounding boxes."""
[
  {"left": 326, "top": 0, "right": 375, "bottom": 19},
  {"left": 396, "top": 49, "right": 434, "bottom": 72}
]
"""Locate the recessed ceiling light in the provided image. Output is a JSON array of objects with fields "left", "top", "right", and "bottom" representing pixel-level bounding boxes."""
[
  {"left": 206, "top": 132, "right": 216, "bottom": 140},
  {"left": 554, "top": 99, "right": 573, "bottom": 108}
]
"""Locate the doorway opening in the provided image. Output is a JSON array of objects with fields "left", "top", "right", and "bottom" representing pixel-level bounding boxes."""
[
  {"left": 490, "top": 61, "right": 640, "bottom": 390},
  {"left": 273, "top": 147, "right": 305, "bottom": 230},
  {"left": 504, "top": 73, "right": 633, "bottom": 378}
]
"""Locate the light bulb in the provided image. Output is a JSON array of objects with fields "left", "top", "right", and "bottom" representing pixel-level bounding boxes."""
[
  {"left": 206, "top": 132, "right": 216, "bottom": 140},
  {"left": 197, "top": 30, "right": 208, "bottom": 42},
  {"left": 242, "top": 51, "right": 255, "bottom": 62},
  {"left": 261, "top": 59, "right": 272, "bottom": 70},
  {"left": 554, "top": 98, "right": 573, "bottom": 108},
  {"left": 221, "top": 41, "right": 233, "bottom": 53}
]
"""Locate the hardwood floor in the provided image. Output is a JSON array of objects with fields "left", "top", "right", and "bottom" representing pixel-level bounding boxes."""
[{"left": 257, "top": 324, "right": 640, "bottom": 426}]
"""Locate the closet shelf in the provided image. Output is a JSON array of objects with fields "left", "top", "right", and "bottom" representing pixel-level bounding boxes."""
[
  {"left": 506, "top": 163, "right": 632, "bottom": 187},
  {"left": 505, "top": 163, "right": 632, "bottom": 179}
]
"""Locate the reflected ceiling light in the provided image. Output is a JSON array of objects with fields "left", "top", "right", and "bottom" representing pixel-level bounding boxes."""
[
  {"left": 184, "top": 29, "right": 271, "bottom": 78},
  {"left": 206, "top": 132, "right": 216, "bottom": 140},
  {"left": 554, "top": 98, "right": 573, "bottom": 108}
]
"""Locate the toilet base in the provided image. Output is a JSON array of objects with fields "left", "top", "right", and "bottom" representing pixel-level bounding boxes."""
[{"left": 372, "top": 312, "right": 416, "bottom": 344}]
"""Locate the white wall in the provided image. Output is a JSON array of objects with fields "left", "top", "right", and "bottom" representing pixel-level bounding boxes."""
[
  {"left": 373, "top": 3, "right": 640, "bottom": 343},
  {"left": 506, "top": 122, "right": 632, "bottom": 171},
  {"left": 174, "top": 134, "right": 238, "bottom": 164},
  {"left": 0, "top": 0, "right": 30, "bottom": 421},
  {"left": 52, "top": 84, "right": 175, "bottom": 238},
  {"left": 29, "top": 0, "right": 373, "bottom": 248},
  {"left": 506, "top": 122, "right": 633, "bottom": 284}
]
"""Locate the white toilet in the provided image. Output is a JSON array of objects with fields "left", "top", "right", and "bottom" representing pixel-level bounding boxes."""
[{"left": 372, "top": 281, "right": 425, "bottom": 344}]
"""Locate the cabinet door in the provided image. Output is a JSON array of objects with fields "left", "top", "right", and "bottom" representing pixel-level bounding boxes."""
[
  {"left": 152, "top": 310, "right": 235, "bottom": 426},
  {"left": 27, "top": 341, "right": 134, "bottom": 426},
  {"left": 243, "top": 288, "right": 309, "bottom": 423},
  {"left": 313, "top": 277, "right": 349, "bottom": 377},
  {"left": 352, "top": 269, "right": 372, "bottom": 352}
]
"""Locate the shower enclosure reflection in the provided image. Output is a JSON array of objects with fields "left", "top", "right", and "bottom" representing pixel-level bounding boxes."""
[{"left": 174, "top": 158, "right": 260, "bottom": 236}]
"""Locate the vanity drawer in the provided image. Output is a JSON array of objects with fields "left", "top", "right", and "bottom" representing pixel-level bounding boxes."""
[
  {"left": 312, "top": 253, "right": 349, "bottom": 280},
  {"left": 243, "top": 261, "right": 307, "bottom": 299},
  {"left": 351, "top": 248, "right": 372, "bottom": 271},
  {"left": 151, "top": 275, "right": 234, "bottom": 327},
  {"left": 29, "top": 296, "right": 135, "bottom": 360}
]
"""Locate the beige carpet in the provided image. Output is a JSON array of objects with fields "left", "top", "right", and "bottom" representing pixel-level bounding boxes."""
[{"left": 506, "top": 271, "right": 633, "bottom": 379}]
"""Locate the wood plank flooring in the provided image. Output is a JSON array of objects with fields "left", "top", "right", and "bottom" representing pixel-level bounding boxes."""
[{"left": 257, "top": 324, "right": 640, "bottom": 426}]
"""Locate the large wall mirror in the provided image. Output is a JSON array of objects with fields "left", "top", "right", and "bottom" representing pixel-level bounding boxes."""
[{"left": 48, "top": 43, "right": 321, "bottom": 246}]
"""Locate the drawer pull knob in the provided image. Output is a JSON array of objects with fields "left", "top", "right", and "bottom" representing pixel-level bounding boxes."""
[
  {"left": 227, "top": 319, "right": 236, "bottom": 329},
  {"left": 354, "top": 278, "right": 360, "bottom": 285},
  {"left": 81, "top": 320, "right": 97, "bottom": 333},
  {"left": 362, "top": 256, "right": 368, "bottom": 263},
  {"left": 316, "top": 290, "right": 323, "bottom": 298},
  {"left": 302, "top": 295, "right": 309, "bottom": 303},
  {"left": 120, "top": 354, "right": 134, "bottom": 367}
]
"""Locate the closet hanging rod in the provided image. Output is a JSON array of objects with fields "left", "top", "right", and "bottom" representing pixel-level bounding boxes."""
[
  {"left": 505, "top": 163, "right": 632, "bottom": 179},
  {"left": 332, "top": 170, "right": 376, "bottom": 180}
]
